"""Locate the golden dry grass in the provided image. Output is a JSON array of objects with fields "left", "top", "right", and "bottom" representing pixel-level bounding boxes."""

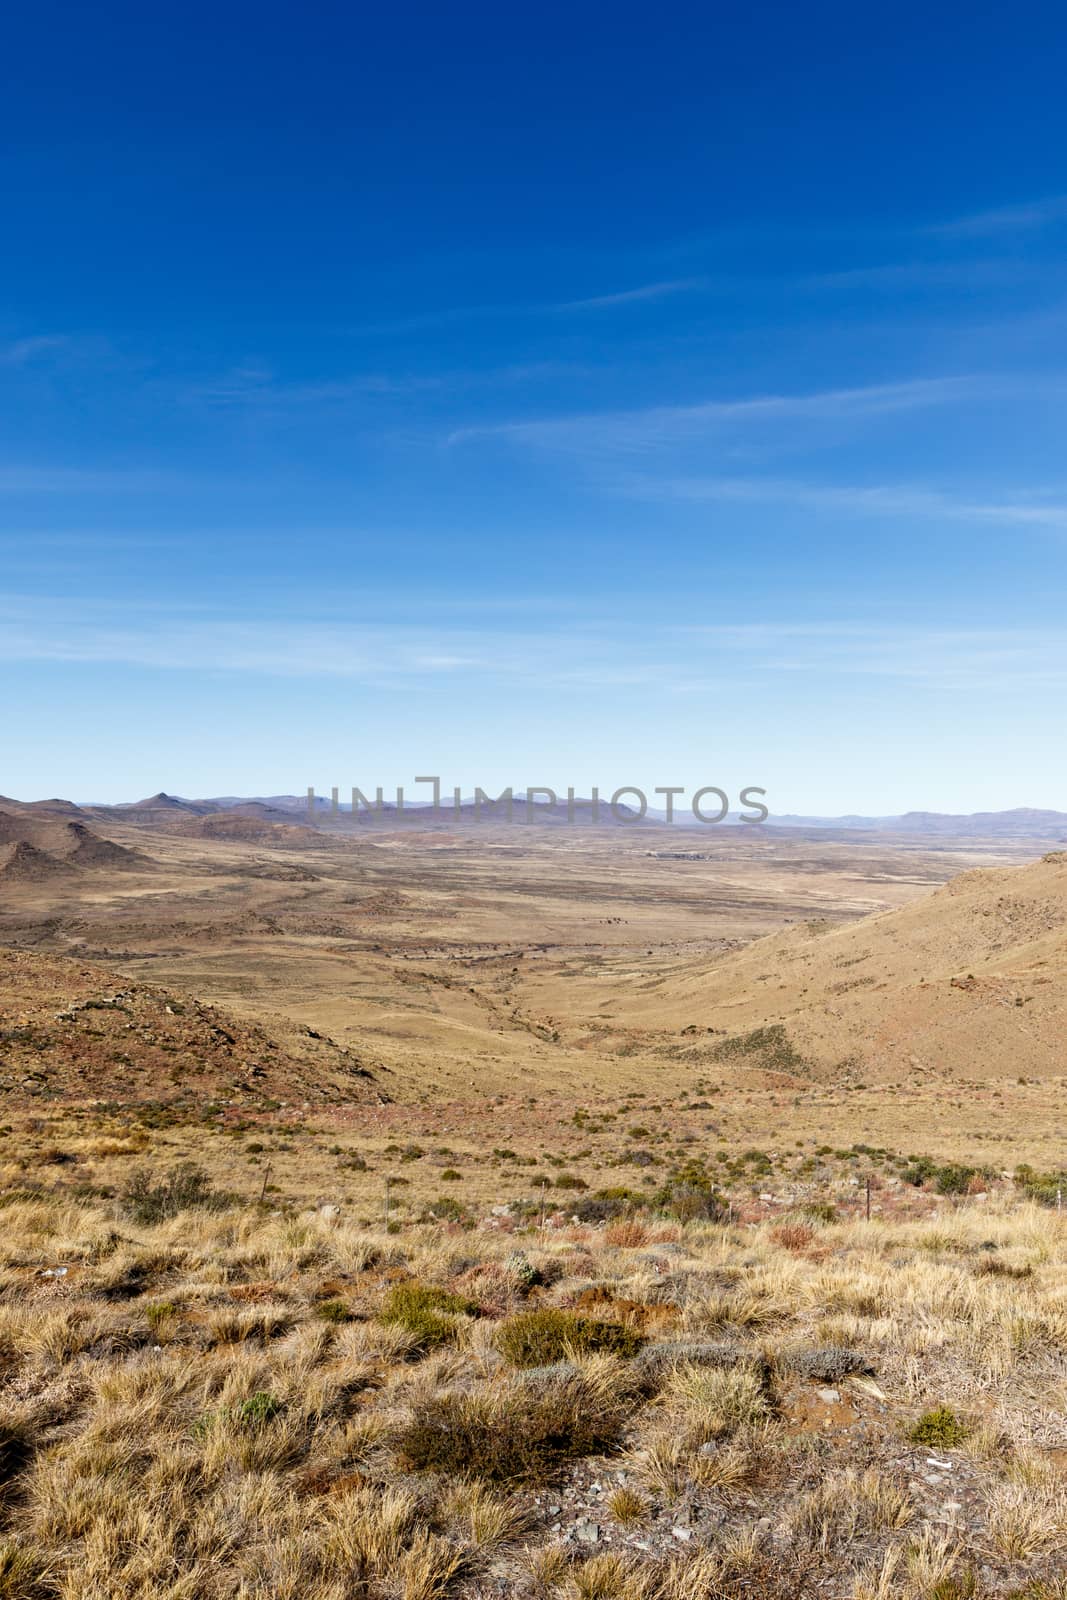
[{"left": 0, "top": 1179, "right": 1063, "bottom": 1597}]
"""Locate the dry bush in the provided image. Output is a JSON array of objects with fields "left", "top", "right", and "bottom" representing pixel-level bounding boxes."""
[
  {"left": 985, "top": 1479, "right": 1067, "bottom": 1559},
  {"left": 396, "top": 1364, "right": 634, "bottom": 1483},
  {"left": 791, "top": 1468, "right": 912, "bottom": 1553},
  {"left": 606, "top": 1485, "right": 649, "bottom": 1526},
  {"left": 605, "top": 1221, "right": 650, "bottom": 1249},
  {"left": 440, "top": 1479, "right": 531, "bottom": 1551},
  {"left": 770, "top": 1222, "right": 816, "bottom": 1253},
  {"left": 663, "top": 1362, "right": 772, "bottom": 1438}
]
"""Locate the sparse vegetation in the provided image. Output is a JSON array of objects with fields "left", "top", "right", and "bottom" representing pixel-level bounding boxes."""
[
  {"left": 397, "top": 1364, "right": 634, "bottom": 1482},
  {"left": 379, "top": 1280, "right": 479, "bottom": 1348},
  {"left": 120, "top": 1160, "right": 231, "bottom": 1222},
  {"left": 496, "top": 1307, "right": 645, "bottom": 1367},
  {"left": 4, "top": 822, "right": 1067, "bottom": 1594}
]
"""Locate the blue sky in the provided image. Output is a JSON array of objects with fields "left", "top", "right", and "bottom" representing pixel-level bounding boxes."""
[{"left": 3, "top": 1, "right": 1067, "bottom": 812}]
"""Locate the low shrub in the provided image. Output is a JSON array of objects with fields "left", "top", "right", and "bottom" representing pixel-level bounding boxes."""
[
  {"left": 908, "top": 1405, "right": 970, "bottom": 1448},
  {"left": 1014, "top": 1164, "right": 1067, "bottom": 1208},
  {"left": 770, "top": 1222, "right": 815, "bottom": 1252},
  {"left": 315, "top": 1298, "right": 352, "bottom": 1324},
  {"left": 496, "top": 1308, "right": 645, "bottom": 1368},
  {"left": 903, "top": 1157, "right": 984, "bottom": 1196},
  {"left": 781, "top": 1345, "right": 873, "bottom": 1383},
  {"left": 236, "top": 1391, "right": 282, "bottom": 1428},
  {"left": 121, "top": 1162, "right": 232, "bottom": 1224},
  {"left": 604, "top": 1219, "right": 649, "bottom": 1248},
  {"left": 572, "top": 1189, "right": 640, "bottom": 1223},
  {"left": 144, "top": 1301, "right": 179, "bottom": 1330},
  {"left": 396, "top": 1367, "right": 633, "bottom": 1482},
  {"left": 653, "top": 1159, "right": 727, "bottom": 1222},
  {"left": 380, "top": 1282, "right": 478, "bottom": 1349}
]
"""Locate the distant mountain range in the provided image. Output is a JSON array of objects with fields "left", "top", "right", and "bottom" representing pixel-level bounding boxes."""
[
  {"left": 769, "top": 807, "right": 1067, "bottom": 840},
  {"left": 4, "top": 792, "right": 1066, "bottom": 842}
]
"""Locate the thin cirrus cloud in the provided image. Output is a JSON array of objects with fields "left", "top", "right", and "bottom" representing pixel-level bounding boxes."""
[
  {"left": 2, "top": 596, "right": 1064, "bottom": 693},
  {"left": 0, "top": 465, "right": 178, "bottom": 494},
  {"left": 448, "top": 375, "right": 979, "bottom": 453},
  {"left": 0, "top": 335, "right": 69, "bottom": 366},
  {"left": 673, "top": 622, "right": 1067, "bottom": 691},
  {"left": 799, "top": 258, "right": 1036, "bottom": 293},
  {"left": 346, "top": 276, "right": 709, "bottom": 338},
  {"left": 643, "top": 475, "right": 1067, "bottom": 530},
  {"left": 552, "top": 277, "right": 710, "bottom": 311},
  {"left": 187, "top": 360, "right": 589, "bottom": 409},
  {"left": 928, "top": 194, "right": 1067, "bottom": 239}
]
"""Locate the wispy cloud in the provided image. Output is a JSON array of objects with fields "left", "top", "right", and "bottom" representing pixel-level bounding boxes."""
[
  {"left": 0, "top": 335, "right": 69, "bottom": 366},
  {"left": 3, "top": 595, "right": 1064, "bottom": 694},
  {"left": 449, "top": 376, "right": 978, "bottom": 453},
  {"left": 929, "top": 194, "right": 1067, "bottom": 239},
  {"left": 801, "top": 259, "right": 1032, "bottom": 292},
  {"left": 188, "top": 360, "right": 587, "bottom": 409},
  {"left": 347, "top": 276, "right": 714, "bottom": 337},
  {"left": 189, "top": 367, "right": 444, "bottom": 407},
  {"left": 644, "top": 474, "right": 1067, "bottom": 530},
  {"left": 0, "top": 465, "right": 177, "bottom": 494},
  {"left": 673, "top": 621, "right": 1067, "bottom": 691},
  {"left": 553, "top": 277, "right": 709, "bottom": 311}
]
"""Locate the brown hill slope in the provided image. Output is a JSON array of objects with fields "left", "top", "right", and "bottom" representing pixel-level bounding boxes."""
[
  {"left": 0, "top": 946, "right": 387, "bottom": 1108},
  {"left": 0, "top": 807, "right": 143, "bottom": 878},
  {"left": 167, "top": 813, "right": 332, "bottom": 847},
  {"left": 0, "top": 841, "right": 77, "bottom": 883},
  {"left": 607, "top": 850, "right": 1067, "bottom": 1083}
]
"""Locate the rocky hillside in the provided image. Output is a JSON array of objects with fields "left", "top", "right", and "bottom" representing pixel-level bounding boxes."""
[{"left": 0, "top": 945, "right": 388, "bottom": 1108}]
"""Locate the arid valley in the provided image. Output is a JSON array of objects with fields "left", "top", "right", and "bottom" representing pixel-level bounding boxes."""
[
  {"left": 3, "top": 796, "right": 1067, "bottom": 1595},
  {"left": 4, "top": 793, "right": 1067, "bottom": 1197}
]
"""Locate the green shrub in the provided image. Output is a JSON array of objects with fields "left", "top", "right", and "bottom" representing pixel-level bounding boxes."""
[
  {"left": 194, "top": 1390, "right": 282, "bottom": 1441},
  {"left": 380, "top": 1281, "right": 478, "bottom": 1349},
  {"left": 1014, "top": 1164, "right": 1067, "bottom": 1208},
  {"left": 315, "top": 1298, "right": 352, "bottom": 1324},
  {"left": 908, "top": 1405, "right": 969, "bottom": 1447},
  {"left": 496, "top": 1308, "right": 644, "bottom": 1368},
  {"left": 903, "top": 1158, "right": 983, "bottom": 1195},
  {"left": 653, "top": 1158, "right": 727, "bottom": 1222},
  {"left": 236, "top": 1392, "right": 281, "bottom": 1428}
]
